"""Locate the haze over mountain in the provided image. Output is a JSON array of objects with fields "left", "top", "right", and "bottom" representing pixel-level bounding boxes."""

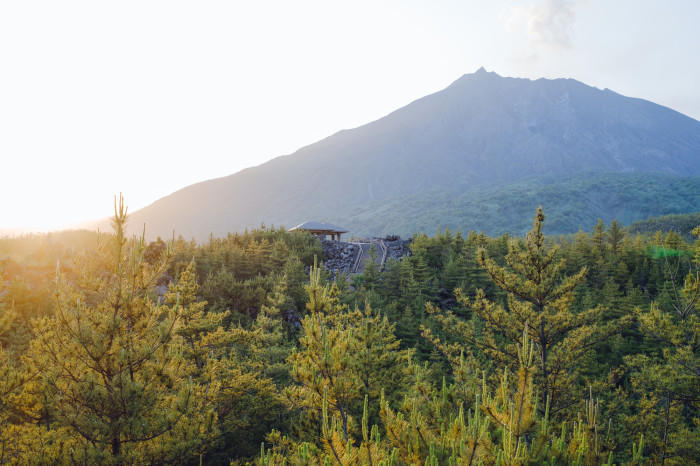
[{"left": 110, "top": 68, "right": 700, "bottom": 240}]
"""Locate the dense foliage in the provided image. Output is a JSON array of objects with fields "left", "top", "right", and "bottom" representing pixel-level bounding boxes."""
[
  {"left": 344, "top": 173, "right": 700, "bottom": 238},
  {"left": 0, "top": 199, "right": 698, "bottom": 464},
  {"left": 628, "top": 212, "right": 700, "bottom": 240}
]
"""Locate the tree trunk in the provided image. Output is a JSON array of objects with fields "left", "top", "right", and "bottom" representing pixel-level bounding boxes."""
[
  {"left": 539, "top": 318, "right": 549, "bottom": 415},
  {"left": 661, "top": 393, "right": 671, "bottom": 466},
  {"left": 112, "top": 435, "right": 121, "bottom": 462}
]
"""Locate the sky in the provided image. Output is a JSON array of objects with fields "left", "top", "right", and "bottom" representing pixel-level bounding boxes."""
[{"left": 1, "top": 0, "right": 699, "bottom": 231}]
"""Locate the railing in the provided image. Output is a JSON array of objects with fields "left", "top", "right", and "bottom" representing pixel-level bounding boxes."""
[
  {"left": 350, "top": 239, "right": 388, "bottom": 274},
  {"left": 378, "top": 239, "right": 388, "bottom": 271},
  {"left": 351, "top": 242, "right": 365, "bottom": 274}
]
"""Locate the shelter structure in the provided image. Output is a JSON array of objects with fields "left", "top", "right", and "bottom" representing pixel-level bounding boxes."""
[{"left": 289, "top": 221, "right": 348, "bottom": 241}]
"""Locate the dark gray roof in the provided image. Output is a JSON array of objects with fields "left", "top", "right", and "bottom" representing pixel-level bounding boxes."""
[{"left": 289, "top": 221, "right": 348, "bottom": 233}]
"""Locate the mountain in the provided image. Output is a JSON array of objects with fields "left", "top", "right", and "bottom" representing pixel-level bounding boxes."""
[{"left": 115, "top": 68, "right": 700, "bottom": 240}]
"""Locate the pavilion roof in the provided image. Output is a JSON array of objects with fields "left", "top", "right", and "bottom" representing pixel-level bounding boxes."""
[{"left": 289, "top": 221, "right": 349, "bottom": 233}]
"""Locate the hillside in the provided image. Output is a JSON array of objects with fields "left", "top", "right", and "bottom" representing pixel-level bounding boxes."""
[
  {"left": 342, "top": 173, "right": 700, "bottom": 237},
  {"left": 627, "top": 211, "right": 700, "bottom": 239},
  {"left": 107, "top": 68, "right": 700, "bottom": 240}
]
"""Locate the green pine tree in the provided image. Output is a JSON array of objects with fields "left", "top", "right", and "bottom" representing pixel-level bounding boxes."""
[
  {"left": 24, "top": 195, "right": 197, "bottom": 464},
  {"left": 425, "top": 207, "right": 631, "bottom": 417},
  {"left": 608, "top": 219, "right": 626, "bottom": 257},
  {"left": 625, "top": 226, "right": 700, "bottom": 465}
]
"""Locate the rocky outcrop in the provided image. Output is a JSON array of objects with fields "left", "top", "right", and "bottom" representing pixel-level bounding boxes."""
[
  {"left": 320, "top": 239, "right": 360, "bottom": 276},
  {"left": 382, "top": 237, "right": 412, "bottom": 262}
]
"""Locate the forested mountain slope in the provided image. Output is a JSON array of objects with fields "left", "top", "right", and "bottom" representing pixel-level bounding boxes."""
[
  {"left": 112, "top": 68, "right": 700, "bottom": 240},
  {"left": 344, "top": 172, "right": 700, "bottom": 237}
]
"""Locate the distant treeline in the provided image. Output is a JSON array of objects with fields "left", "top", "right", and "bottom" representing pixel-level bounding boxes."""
[{"left": 628, "top": 212, "right": 700, "bottom": 239}]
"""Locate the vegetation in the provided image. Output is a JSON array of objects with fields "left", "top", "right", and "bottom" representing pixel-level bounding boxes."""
[
  {"left": 628, "top": 212, "right": 700, "bottom": 240},
  {"left": 0, "top": 197, "right": 698, "bottom": 464},
  {"left": 344, "top": 173, "right": 700, "bottom": 238}
]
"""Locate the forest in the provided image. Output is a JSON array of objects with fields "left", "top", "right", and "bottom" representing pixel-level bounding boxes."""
[{"left": 0, "top": 197, "right": 698, "bottom": 465}]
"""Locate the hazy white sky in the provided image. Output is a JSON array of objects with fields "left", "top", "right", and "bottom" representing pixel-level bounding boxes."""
[{"left": 1, "top": 0, "right": 698, "bottom": 230}]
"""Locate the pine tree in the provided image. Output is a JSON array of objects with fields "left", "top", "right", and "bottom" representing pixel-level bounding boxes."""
[
  {"left": 411, "top": 255, "right": 433, "bottom": 299},
  {"left": 230, "top": 271, "right": 294, "bottom": 385},
  {"left": 0, "top": 274, "right": 34, "bottom": 463},
  {"left": 592, "top": 218, "right": 608, "bottom": 259},
  {"left": 608, "top": 219, "right": 626, "bottom": 257},
  {"left": 24, "top": 195, "right": 197, "bottom": 464},
  {"left": 283, "top": 254, "right": 308, "bottom": 313},
  {"left": 352, "top": 302, "right": 412, "bottom": 424},
  {"left": 425, "top": 207, "right": 630, "bottom": 417},
  {"left": 441, "top": 251, "right": 470, "bottom": 296},
  {"left": 167, "top": 260, "right": 231, "bottom": 374},
  {"left": 288, "top": 263, "right": 362, "bottom": 443},
  {"left": 167, "top": 259, "right": 287, "bottom": 462},
  {"left": 263, "top": 393, "right": 400, "bottom": 466},
  {"left": 397, "top": 259, "right": 420, "bottom": 310},
  {"left": 378, "top": 328, "right": 609, "bottom": 465},
  {"left": 360, "top": 246, "right": 381, "bottom": 293},
  {"left": 625, "top": 226, "right": 700, "bottom": 465},
  {"left": 481, "top": 327, "right": 538, "bottom": 459},
  {"left": 289, "top": 262, "right": 410, "bottom": 445}
]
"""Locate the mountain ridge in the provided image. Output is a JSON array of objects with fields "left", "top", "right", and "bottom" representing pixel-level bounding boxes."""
[{"left": 89, "top": 68, "right": 700, "bottom": 240}]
